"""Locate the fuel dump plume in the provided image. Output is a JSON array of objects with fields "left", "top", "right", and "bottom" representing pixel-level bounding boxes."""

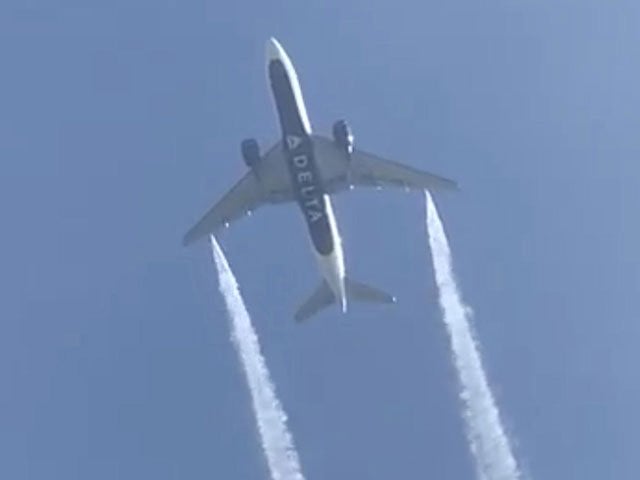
[
  {"left": 425, "top": 193, "right": 521, "bottom": 480},
  {"left": 210, "top": 236, "right": 305, "bottom": 480}
]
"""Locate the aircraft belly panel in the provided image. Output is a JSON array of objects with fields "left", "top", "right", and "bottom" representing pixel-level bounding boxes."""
[
  {"left": 268, "top": 60, "right": 308, "bottom": 137},
  {"left": 283, "top": 135, "right": 334, "bottom": 256}
]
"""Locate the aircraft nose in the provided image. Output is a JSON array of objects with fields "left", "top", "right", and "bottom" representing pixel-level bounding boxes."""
[{"left": 266, "top": 37, "right": 285, "bottom": 62}]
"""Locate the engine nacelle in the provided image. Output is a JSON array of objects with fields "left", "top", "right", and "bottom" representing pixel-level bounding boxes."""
[
  {"left": 332, "top": 119, "right": 354, "bottom": 154},
  {"left": 241, "top": 138, "right": 260, "bottom": 168}
]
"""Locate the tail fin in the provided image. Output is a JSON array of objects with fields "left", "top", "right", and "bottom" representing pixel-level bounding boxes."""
[{"left": 294, "top": 277, "right": 396, "bottom": 323}]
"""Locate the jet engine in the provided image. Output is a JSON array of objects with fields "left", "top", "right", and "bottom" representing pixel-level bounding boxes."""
[
  {"left": 241, "top": 138, "right": 260, "bottom": 168},
  {"left": 332, "top": 119, "right": 354, "bottom": 154}
]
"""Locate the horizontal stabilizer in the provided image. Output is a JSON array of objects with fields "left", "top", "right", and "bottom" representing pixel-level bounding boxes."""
[
  {"left": 294, "top": 277, "right": 396, "bottom": 323},
  {"left": 294, "top": 281, "right": 335, "bottom": 322},
  {"left": 345, "top": 278, "right": 396, "bottom": 304}
]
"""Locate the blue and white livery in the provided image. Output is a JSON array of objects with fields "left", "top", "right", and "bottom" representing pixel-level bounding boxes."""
[{"left": 184, "top": 38, "right": 457, "bottom": 322}]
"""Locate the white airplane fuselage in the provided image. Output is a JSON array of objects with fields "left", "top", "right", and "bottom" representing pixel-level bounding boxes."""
[{"left": 266, "top": 38, "right": 347, "bottom": 311}]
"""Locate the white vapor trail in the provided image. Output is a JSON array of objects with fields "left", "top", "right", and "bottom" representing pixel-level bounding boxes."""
[
  {"left": 210, "top": 236, "right": 305, "bottom": 480},
  {"left": 425, "top": 192, "right": 521, "bottom": 480}
]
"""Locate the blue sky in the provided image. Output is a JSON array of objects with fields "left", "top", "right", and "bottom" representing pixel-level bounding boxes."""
[{"left": 2, "top": 1, "right": 638, "bottom": 478}]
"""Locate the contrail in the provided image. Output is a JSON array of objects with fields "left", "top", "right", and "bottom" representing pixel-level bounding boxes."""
[
  {"left": 210, "top": 236, "right": 305, "bottom": 480},
  {"left": 425, "top": 192, "right": 521, "bottom": 480}
]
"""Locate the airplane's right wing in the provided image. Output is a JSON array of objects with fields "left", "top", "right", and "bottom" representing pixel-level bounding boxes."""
[{"left": 183, "top": 141, "right": 293, "bottom": 245}]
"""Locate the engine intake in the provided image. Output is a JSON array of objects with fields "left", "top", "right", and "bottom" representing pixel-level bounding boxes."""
[
  {"left": 332, "top": 119, "right": 354, "bottom": 154},
  {"left": 241, "top": 138, "right": 260, "bottom": 168}
]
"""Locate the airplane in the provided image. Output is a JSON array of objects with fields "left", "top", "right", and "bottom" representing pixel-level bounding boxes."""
[{"left": 184, "top": 37, "right": 457, "bottom": 322}]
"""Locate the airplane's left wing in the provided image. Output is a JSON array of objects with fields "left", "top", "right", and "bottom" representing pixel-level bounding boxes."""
[
  {"left": 312, "top": 135, "right": 458, "bottom": 194},
  {"left": 183, "top": 142, "right": 293, "bottom": 245},
  {"left": 348, "top": 148, "right": 458, "bottom": 192}
]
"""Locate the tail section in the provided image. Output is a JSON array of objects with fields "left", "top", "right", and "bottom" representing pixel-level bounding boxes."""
[
  {"left": 294, "top": 281, "right": 335, "bottom": 323},
  {"left": 294, "top": 277, "right": 396, "bottom": 322},
  {"left": 345, "top": 278, "right": 396, "bottom": 304}
]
